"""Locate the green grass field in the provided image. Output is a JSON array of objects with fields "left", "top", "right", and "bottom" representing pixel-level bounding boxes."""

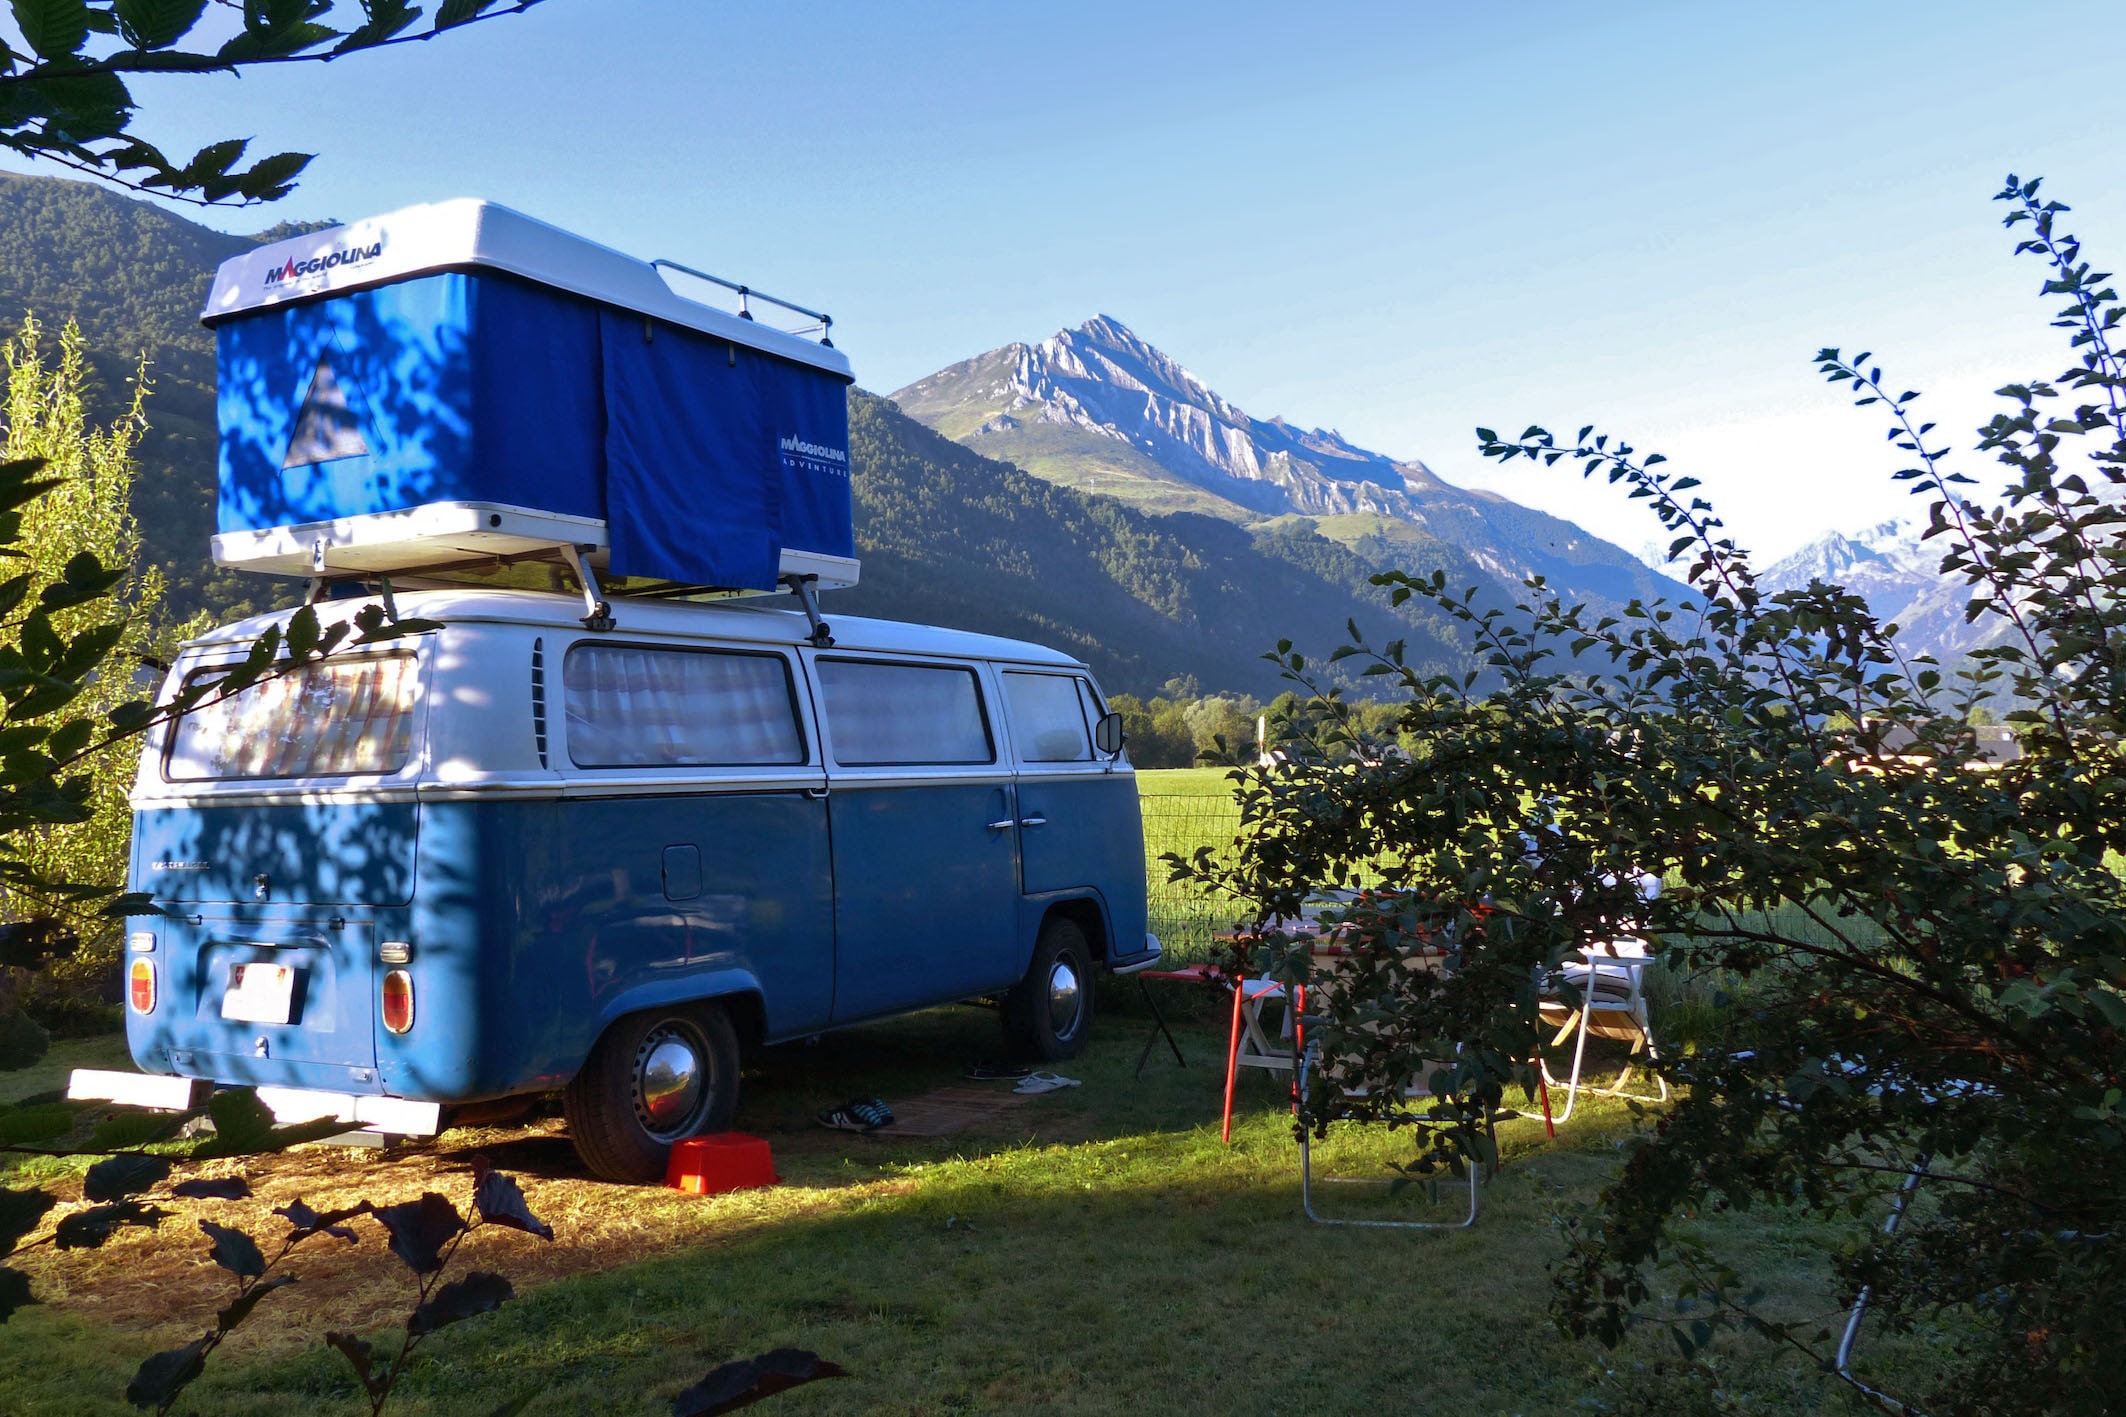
[
  {"left": 1137, "top": 768, "right": 1247, "bottom": 961},
  {"left": 0, "top": 1003, "right": 1933, "bottom": 1416},
  {"left": 0, "top": 769, "right": 1948, "bottom": 1415}
]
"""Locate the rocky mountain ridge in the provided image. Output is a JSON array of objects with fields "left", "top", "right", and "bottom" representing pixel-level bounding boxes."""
[{"left": 892, "top": 315, "right": 1690, "bottom": 614}]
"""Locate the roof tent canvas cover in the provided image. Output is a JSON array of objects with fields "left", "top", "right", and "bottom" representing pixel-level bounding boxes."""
[{"left": 205, "top": 201, "right": 856, "bottom": 592}]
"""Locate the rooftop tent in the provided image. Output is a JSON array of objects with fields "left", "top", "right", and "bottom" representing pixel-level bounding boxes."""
[{"left": 203, "top": 200, "right": 858, "bottom": 594}]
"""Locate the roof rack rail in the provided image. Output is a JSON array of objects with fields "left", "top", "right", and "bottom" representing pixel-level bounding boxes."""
[{"left": 651, "top": 259, "right": 835, "bottom": 345}]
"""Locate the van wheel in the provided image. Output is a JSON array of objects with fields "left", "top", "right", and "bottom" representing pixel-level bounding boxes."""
[
  {"left": 564, "top": 1004, "right": 739, "bottom": 1184},
  {"left": 1003, "top": 917, "right": 1095, "bottom": 1061}
]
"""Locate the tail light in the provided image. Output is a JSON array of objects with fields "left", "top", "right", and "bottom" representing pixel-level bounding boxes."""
[
  {"left": 381, "top": 969, "right": 414, "bottom": 1034},
  {"left": 128, "top": 957, "right": 156, "bottom": 1014}
]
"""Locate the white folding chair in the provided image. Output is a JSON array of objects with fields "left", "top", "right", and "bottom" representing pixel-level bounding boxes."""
[
  {"left": 1539, "top": 937, "right": 1669, "bottom": 1123},
  {"left": 1291, "top": 945, "right": 1480, "bottom": 1228}
]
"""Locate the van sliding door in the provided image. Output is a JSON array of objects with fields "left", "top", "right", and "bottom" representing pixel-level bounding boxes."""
[{"left": 809, "top": 656, "right": 1020, "bottom": 1021}]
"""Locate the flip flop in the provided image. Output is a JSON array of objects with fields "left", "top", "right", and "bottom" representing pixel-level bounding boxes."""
[
  {"left": 966, "top": 1061, "right": 1033, "bottom": 1081},
  {"left": 1012, "top": 1072, "right": 1082, "bottom": 1095}
]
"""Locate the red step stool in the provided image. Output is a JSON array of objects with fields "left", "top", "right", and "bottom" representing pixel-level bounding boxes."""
[{"left": 667, "top": 1132, "right": 779, "bottom": 1195}]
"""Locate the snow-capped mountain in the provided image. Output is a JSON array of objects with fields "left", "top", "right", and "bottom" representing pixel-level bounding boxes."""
[
  {"left": 1761, "top": 518, "right": 2003, "bottom": 663},
  {"left": 891, "top": 316, "right": 1687, "bottom": 613}
]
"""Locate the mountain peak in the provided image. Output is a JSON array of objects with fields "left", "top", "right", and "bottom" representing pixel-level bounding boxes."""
[{"left": 891, "top": 318, "right": 1691, "bottom": 614}]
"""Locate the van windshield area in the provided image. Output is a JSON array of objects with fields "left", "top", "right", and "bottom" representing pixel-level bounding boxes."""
[{"left": 166, "top": 654, "right": 419, "bottom": 781}]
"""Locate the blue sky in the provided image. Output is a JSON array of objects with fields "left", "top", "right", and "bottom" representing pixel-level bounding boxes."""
[{"left": 30, "top": 0, "right": 2126, "bottom": 563}]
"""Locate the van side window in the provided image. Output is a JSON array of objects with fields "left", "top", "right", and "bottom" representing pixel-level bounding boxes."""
[
  {"left": 167, "top": 653, "right": 419, "bottom": 781},
  {"left": 817, "top": 659, "right": 993, "bottom": 766},
  {"left": 1003, "top": 671, "right": 1093, "bottom": 762},
  {"left": 564, "top": 644, "right": 805, "bottom": 768}
]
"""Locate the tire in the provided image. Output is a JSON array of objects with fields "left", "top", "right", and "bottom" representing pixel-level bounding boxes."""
[
  {"left": 1003, "top": 916, "right": 1096, "bottom": 1061},
  {"left": 564, "top": 1003, "right": 739, "bottom": 1184}
]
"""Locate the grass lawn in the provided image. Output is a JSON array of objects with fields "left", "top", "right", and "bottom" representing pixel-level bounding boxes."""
[{"left": 0, "top": 999, "right": 1937, "bottom": 1417}]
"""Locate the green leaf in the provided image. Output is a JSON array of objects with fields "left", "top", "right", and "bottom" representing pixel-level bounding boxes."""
[
  {"left": 113, "top": 0, "right": 209, "bottom": 48},
  {"left": 10, "top": 0, "right": 91, "bottom": 58},
  {"left": 231, "top": 149, "right": 312, "bottom": 200},
  {"left": 88, "top": 1110, "right": 186, "bottom": 1151},
  {"left": 217, "top": 18, "right": 335, "bottom": 61},
  {"left": 0, "top": 1103, "right": 74, "bottom": 1147},
  {"left": 435, "top": 0, "right": 495, "bottom": 26}
]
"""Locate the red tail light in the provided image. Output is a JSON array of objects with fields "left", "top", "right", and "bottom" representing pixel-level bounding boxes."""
[
  {"left": 128, "top": 958, "right": 156, "bottom": 1014},
  {"left": 381, "top": 969, "right": 414, "bottom": 1034}
]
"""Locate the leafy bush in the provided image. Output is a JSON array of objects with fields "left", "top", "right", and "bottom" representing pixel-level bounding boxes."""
[{"left": 1176, "top": 176, "right": 2126, "bottom": 1416}]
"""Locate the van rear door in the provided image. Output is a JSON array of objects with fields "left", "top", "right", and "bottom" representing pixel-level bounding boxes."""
[{"left": 128, "top": 650, "right": 426, "bottom": 1085}]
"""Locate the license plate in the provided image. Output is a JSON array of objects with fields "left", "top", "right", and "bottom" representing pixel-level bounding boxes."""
[{"left": 221, "top": 963, "right": 295, "bottom": 1024}]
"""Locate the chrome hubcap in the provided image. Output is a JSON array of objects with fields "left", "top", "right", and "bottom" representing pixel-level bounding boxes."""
[
  {"left": 634, "top": 1025, "right": 705, "bottom": 1137},
  {"left": 1046, "top": 959, "right": 1083, "bottom": 1037}
]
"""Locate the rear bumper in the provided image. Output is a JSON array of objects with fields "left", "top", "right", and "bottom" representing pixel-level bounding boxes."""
[{"left": 66, "top": 1068, "right": 441, "bottom": 1137}]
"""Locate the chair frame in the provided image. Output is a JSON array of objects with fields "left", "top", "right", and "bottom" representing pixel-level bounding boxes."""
[
  {"left": 1539, "top": 938, "right": 1669, "bottom": 1123},
  {"left": 1294, "top": 1039, "right": 1482, "bottom": 1228},
  {"left": 1290, "top": 945, "right": 1483, "bottom": 1229}
]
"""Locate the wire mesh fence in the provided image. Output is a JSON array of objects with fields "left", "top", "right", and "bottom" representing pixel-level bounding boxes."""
[{"left": 1138, "top": 792, "right": 1246, "bottom": 963}]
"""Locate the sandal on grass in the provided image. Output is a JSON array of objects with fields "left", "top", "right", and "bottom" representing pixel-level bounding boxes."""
[{"left": 1013, "top": 1072, "right": 1082, "bottom": 1095}]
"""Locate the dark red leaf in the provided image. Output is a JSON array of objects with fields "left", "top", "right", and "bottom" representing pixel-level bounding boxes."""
[
  {"left": 0, "top": 1265, "right": 35, "bottom": 1323},
  {"left": 472, "top": 1168, "right": 552, "bottom": 1241},
  {"left": 0, "top": 1187, "right": 56, "bottom": 1257},
  {"left": 171, "top": 1176, "right": 251, "bottom": 1201},
  {"left": 326, "top": 1330, "right": 384, "bottom": 1399},
  {"left": 671, "top": 1350, "right": 849, "bottom": 1416},
  {"left": 55, "top": 1200, "right": 167, "bottom": 1249},
  {"left": 214, "top": 1272, "right": 295, "bottom": 1333},
  {"left": 199, "top": 1219, "right": 264, "bottom": 1278},
  {"left": 83, "top": 1154, "right": 170, "bottom": 1203},
  {"left": 274, "top": 1196, "right": 366, "bottom": 1242},
  {"left": 125, "top": 1338, "right": 207, "bottom": 1409},
  {"left": 407, "top": 1269, "right": 512, "bottom": 1336},
  {"left": 371, "top": 1192, "right": 464, "bottom": 1274}
]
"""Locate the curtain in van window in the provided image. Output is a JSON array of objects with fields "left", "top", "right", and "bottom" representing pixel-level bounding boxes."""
[
  {"left": 168, "top": 655, "right": 418, "bottom": 780},
  {"left": 563, "top": 645, "right": 804, "bottom": 767},
  {"left": 816, "top": 660, "right": 992, "bottom": 766},
  {"left": 1002, "top": 671, "right": 1093, "bottom": 761}
]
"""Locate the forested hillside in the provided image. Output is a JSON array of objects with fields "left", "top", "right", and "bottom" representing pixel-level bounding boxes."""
[
  {"left": 839, "top": 393, "right": 1468, "bottom": 694},
  {"left": 0, "top": 173, "right": 295, "bottom": 621},
  {"left": 0, "top": 173, "right": 1471, "bottom": 692}
]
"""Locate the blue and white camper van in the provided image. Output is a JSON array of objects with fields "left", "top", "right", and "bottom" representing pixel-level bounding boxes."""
[{"left": 80, "top": 202, "right": 1157, "bottom": 1182}]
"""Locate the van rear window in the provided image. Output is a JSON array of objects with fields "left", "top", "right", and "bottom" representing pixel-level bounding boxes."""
[
  {"left": 564, "top": 644, "right": 805, "bottom": 767},
  {"left": 167, "top": 655, "right": 419, "bottom": 781}
]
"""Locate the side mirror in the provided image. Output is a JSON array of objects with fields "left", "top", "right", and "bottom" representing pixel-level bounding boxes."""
[{"left": 1094, "top": 710, "right": 1126, "bottom": 757}]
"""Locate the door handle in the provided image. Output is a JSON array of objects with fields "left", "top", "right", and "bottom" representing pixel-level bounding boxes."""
[
  {"left": 985, "top": 818, "right": 1016, "bottom": 832},
  {"left": 1018, "top": 814, "right": 1048, "bottom": 829}
]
